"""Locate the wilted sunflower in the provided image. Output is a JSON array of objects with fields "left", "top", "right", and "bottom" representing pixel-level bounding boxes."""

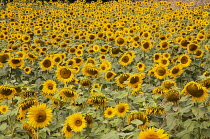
[
  {"left": 42, "top": 80, "right": 57, "bottom": 94},
  {"left": 0, "top": 85, "right": 17, "bottom": 99},
  {"left": 88, "top": 93, "right": 107, "bottom": 108},
  {"left": 40, "top": 57, "right": 54, "bottom": 71},
  {"left": 19, "top": 98, "right": 39, "bottom": 115},
  {"left": 138, "top": 127, "right": 169, "bottom": 139},
  {"left": 153, "top": 87, "right": 164, "bottom": 95},
  {"left": 146, "top": 106, "right": 166, "bottom": 115},
  {"left": 0, "top": 105, "right": 8, "bottom": 114},
  {"left": 104, "top": 107, "right": 116, "bottom": 118},
  {"left": 0, "top": 53, "right": 10, "bottom": 66},
  {"left": 110, "top": 47, "right": 122, "bottom": 57},
  {"left": 105, "top": 71, "right": 116, "bottom": 81},
  {"left": 153, "top": 64, "right": 169, "bottom": 80},
  {"left": 8, "top": 57, "right": 24, "bottom": 69},
  {"left": 127, "top": 112, "right": 148, "bottom": 129},
  {"left": 62, "top": 123, "right": 73, "bottom": 138},
  {"left": 84, "top": 115, "right": 94, "bottom": 128},
  {"left": 116, "top": 73, "right": 130, "bottom": 88},
  {"left": 161, "top": 80, "right": 176, "bottom": 90},
  {"left": 59, "top": 88, "right": 78, "bottom": 101},
  {"left": 27, "top": 103, "right": 53, "bottom": 128},
  {"left": 182, "top": 81, "right": 208, "bottom": 102},
  {"left": 20, "top": 90, "right": 37, "bottom": 99},
  {"left": 179, "top": 54, "right": 191, "bottom": 67},
  {"left": 68, "top": 113, "right": 87, "bottom": 132},
  {"left": 165, "top": 89, "right": 181, "bottom": 102},
  {"left": 24, "top": 67, "right": 32, "bottom": 74},
  {"left": 170, "top": 65, "right": 183, "bottom": 78},
  {"left": 82, "top": 64, "right": 100, "bottom": 78},
  {"left": 80, "top": 79, "right": 91, "bottom": 88},
  {"left": 56, "top": 66, "right": 74, "bottom": 83},
  {"left": 115, "top": 103, "right": 129, "bottom": 117},
  {"left": 199, "top": 78, "right": 210, "bottom": 89},
  {"left": 22, "top": 123, "right": 37, "bottom": 139}
]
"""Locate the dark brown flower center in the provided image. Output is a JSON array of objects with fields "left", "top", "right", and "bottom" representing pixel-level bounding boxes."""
[
  {"left": 36, "top": 110, "right": 46, "bottom": 122},
  {"left": 43, "top": 59, "right": 51, "bottom": 68},
  {"left": 60, "top": 68, "right": 71, "bottom": 79},
  {"left": 156, "top": 67, "right": 166, "bottom": 76}
]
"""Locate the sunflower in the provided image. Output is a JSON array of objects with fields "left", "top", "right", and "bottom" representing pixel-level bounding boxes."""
[
  {"left": 21, "top": 34, "right": 31, "bottom": 43},
  {"left": 27, "top": 103, "right": 53, "bottom": 128},
  {"left": 56, "top": 66, "right": 74, "bottom": 83},
  {"left": 116, "top": 73, "right": 130, "bottom": 88},
  {"left": 163, "top": 53, "right": 170, "bottom": 59},
  {"left": 19, "top": 98, "right": 39, "bottom": 115},
  {"left": 119, "top": 54, "right": 133, "bottom": 66},
  {"left": 84, "top": 115, "right": 94, "bottom": 128},
  {"left": 88, "top": 94, "right": 107, "bottom": 108},
  {"left": 153, "top": 53, "right": 162, "bottom": 63},
  {"left": 40, "top": 57, "right": 54, "bottom": 71},
  {"left": 86, "top": 58, "right": 97, "bottom": 65},
  {"left": 141, "top": 40, "right": 153, "bottom": 51},
  {"left": 0, "top": 85, "right": 17, "bottom": 99},
  {"left": 99, "top": 55, "right": 106, "bottom": 61},
  {"left": 22, "top": 123, "right": 37, "bottom": 139},
  {"left": 199, "top": 78, "right": 210, "bottom": 89},
  {"left": 24, "top": 67, "right": 31, "bottom": 74},
  {"left": 137, "top": 62, "right": 145, "bottom": 72},
  {"left": 127, "top": 74, "right": 144, "bottom": 88},
  {"left": 42, "top": 80, "right": 57, "bottom": 94},
  {"left": 0, "top": 105, "right": 8, "bottom": 114},
  {"left": 160, "top": 41, "right": 170, "bottom": 50},
  {"left": 187, "top": 43, "right": 200, "bottom": 53},
  {"left": 73, "top": 57, "right": 84, "bottom": 66},
  {"left": 195, "top": 49, "right": 204, "bottom": 58},
  {"left": 170, "top": 65, "right": 183, "bottom": 78},
  {"left": 0, "top": 53, "right": 10, "bottom": 65},
  {"left": 179, "top": 39, "right": 190, "bottom": 49},
  {"left": 104, "top": 107, "right": 116, "bottom": 118},
  {"left": 8, "top": 57, "right": 25, "bottom": 69},
  {"left": 165, "top": 89, "right": 181, "bottom": 102},
  {"left": 62, "top": 123, "right": 73, "bottom": 138},
  {"left": 82, "top": 64, "right": 100, "bottom": 78},
  {"left": 153, "top": 64, "right": 169, "bottom": 80},
  {"left": 161, "top": 80, "right": 176, "bottom": 90},
  {"left": 127, "top": 112, "right": 148, "bottom": 129},
  {"left": 105, "top": 71, "right": 116, "bottom": 81},
  {"left": 80, "top": 79, "right": 91, "bottom": 88},
  {"left": 138, "top": 127, "right": 169, "bottom": 139},
  {"left": 110, "top": 47, "right": 122, "bottom": 57},
  {"left": 115, "top": 103, "right": 129, "bottom": 117},
  {"left": 59, "top": 88, "right": 78, "bottom": 101},
  {"left": 152, "top": 87, "right": 164, "bottom": 95},
  {"left": 20, "top": 90, "right": 37, "bottom": 99},
  {"left": 179, "top": 54, "right": 191, "bottom": 67},
  {"left": 146, "top": 106, "right": 166, "bottom": 115},
  {"left": 115, "top": 36, "right": 126, "bottom": 46},
  {"left": 182, "top": 81, "right": 208, "bottom": 102},
  {"left": 68, "top": 113, "right": 87, "bottom": 132},
  {"left": 159, "top": 58, "right": 170, "bottom": 67}
]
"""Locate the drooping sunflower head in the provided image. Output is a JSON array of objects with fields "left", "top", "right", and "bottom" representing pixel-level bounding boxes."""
[
  {"left": 199, "top": 78, "right": 210, "bottom": 89},
  {"left": 152, "top": 87, "right": 164, "bottom": 95},
  {"left": 115, "top": 103, "right": 129, "bottom": 117},
  {"left": 20, "top": 90, "right": 37, "bottom": 99},
  {"left": 0, "top": 53, "right": 10, "bottom": 64},
  {"left": 0, "top": 85, "right": 17, "bottom": 99},
  {"left": 116, "top": 73, "right": 130, "bottom": 88},
  {"left": 104, "top": 107, "right": 116, "bottom": 119},
  {"left": 82, "top": 64, "right": 100, "bottom": 78},
  {"left": 56, "top": 66, "right": 74, "bottom": 83},
  {"left": 27, "top": 103, "right": 53, "bottom": 128},
  {"left": 110, "top": 47, "right": 122, "bottom": 57},
  {"left": 67, "top": 113, "right": 87, "bottom": 132},
  {"left": 84, "top": 115, "right": 94, "bottom": 128},
  {"left": 182, "top": 81, "right": 208, "bottom": 102},
  {"left": 88, "top": 94, "right": 107, "bottom": 109},
  {"left": 22, "top": 123, "right": 37, "bottom": 139},
  {"left": 59, "top": 88, "right": 78, "bottom": 101},
  {"left": 80, "top": 79, "right": 91, "bottom": 88},
  {"left": 138, "top": 127, "right": 169, "bottom": 139},
  {"left": 42, "top": 80, "right": 57, "bottom": 94},
  {"left": 161, "top": 80, "right": 176, "bottom": 90},
  {"left": 146, "top": 106, "right": 166, "bottom": 115},
  {"left": 127, "top": 112, "right": 148, "bottom": 129},
  {"left": 62, "top": 123, "right": 73, "bottom": 138},
  {"left": 19, "top": 98, "right": 39, "bottom": 114},
  {"left": 165, "top": 89, "right": 181, "bottom": 102}
]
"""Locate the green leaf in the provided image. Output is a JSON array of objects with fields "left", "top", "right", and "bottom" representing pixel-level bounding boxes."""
[
  {"left": 122, "top": 125, "right": 134, "bottom": 131},
  {"left": 131, "top": 119, "right": 143, "bottom": 126},
  {"left": 191, "top": 107, "right": 207, "bottom": 119},
  {"left": 202, "top": 128, "right": 210, "bottom": 137},
  {"left": 0, "top": 123, "right": 7, "bottom": 131},
  {"left": 118, "top": 91, "right": 128, "bottom": 99},
  {"left": 133, "top": 96, "right": 145, "bottom": 103},
  {"left": 101, "top": 131, "right": 119, "bottom": 139}
]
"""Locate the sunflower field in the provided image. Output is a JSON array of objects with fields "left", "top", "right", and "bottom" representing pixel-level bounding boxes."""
[{"left": 0, "top": 0, "right": 210, "bottom": 138}]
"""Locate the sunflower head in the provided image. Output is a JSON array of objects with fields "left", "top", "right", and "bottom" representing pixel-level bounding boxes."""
[
  {"left": 161, "top": 80, "right": 176, "bottom": 90},
  {"left": 153, "top": 64, "right": 169, "bottom": 80},
  {"left": 146, "top": 106, "right": 166, "bottom": 115},
  {"left": 8, "top": 57, "right": 25, "bottom": 69},
  {"left": 0, "top": 85, "right": 17, "bottom": 99},
  {"left": 88, "top": 93, "right": 107, "bottom": 108},
  {"left": 138, "top": 127, "right": 169, "bottom": 139},
  {"left": 165, "top": 89, "right": 180, "bottom": 102},
  {"left": 40, "top": 57, "right": 54, "bottom": 71},
  {"left": 66, "top": 113, "right": 87, "bottom": 132},
  {"left": 0, "top": 105, "right": 8, "bottom": 114},
  {"left": 116, "top": 73, "right": 130, "bottom": 88},
  {"left": 199, "top": 78, "right": 210, "bottom": 89},
  {"left": 115, "top": 103, "right": 129, "bottom": 117},
  {"left": 42, "top": 80, "right": 57, "bottom": 94},
  {"left": 60, "top": 88, "right": 78, "bottom": 101},
  {"left": 104, "top": 107, "right": 116, "bottom": 118},
  {"left": 56, "top": 66, "right": 74, "bottom": 83},
  {"left": 153, "top": 87, "right": 164, "bottom": 95},
  {"left": 179, "top": 54, "right": 191, "bottom": 67},
  {"left": 127, "top": 112, "right": 148, "bottom": 129},
  {"left": 105, "top": 71, "right": 116, "bottom": 81},
  {"left": 84, "top": 115, "right": 94, "bottom": 128}
]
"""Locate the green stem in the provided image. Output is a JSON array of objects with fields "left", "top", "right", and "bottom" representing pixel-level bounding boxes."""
[{"left": 37, "top": 128, "right": 39, "bottom": 139}]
